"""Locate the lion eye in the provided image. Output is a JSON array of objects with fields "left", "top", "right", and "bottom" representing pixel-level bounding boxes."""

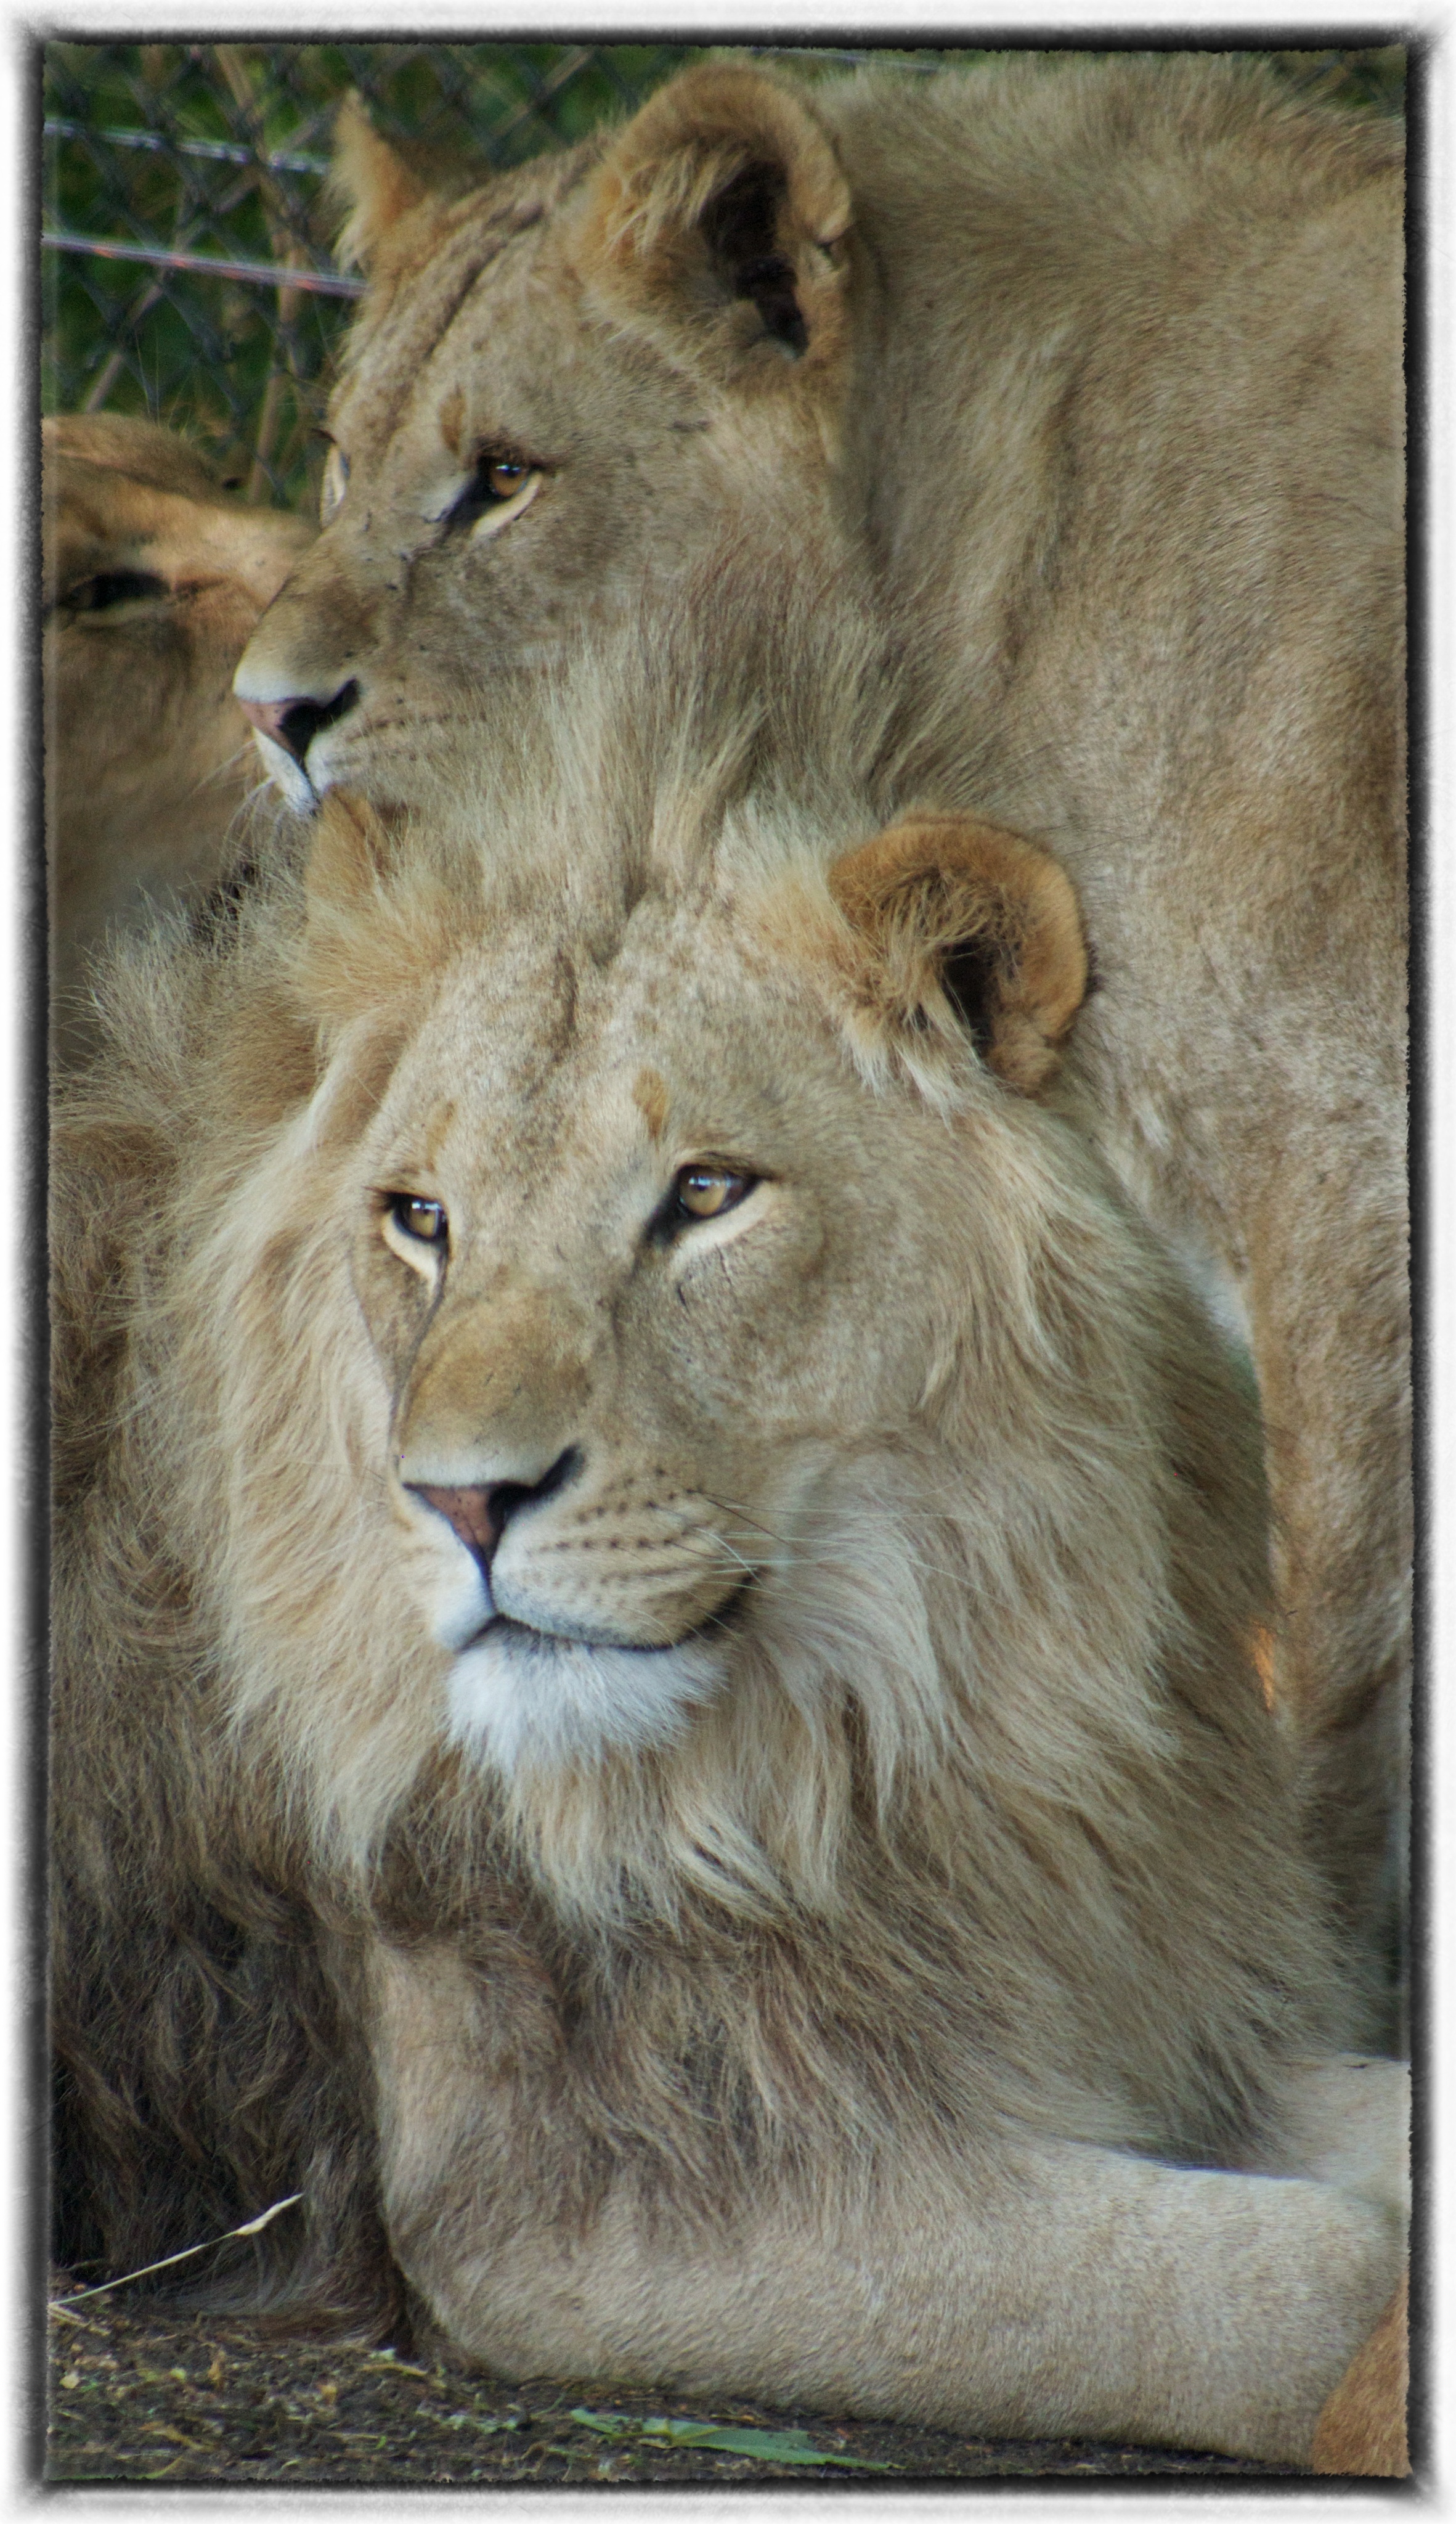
[
  {"left": 60, "top": 570, "right": 169, "bottom": 615},
  {"left": 388, "top": 1194, "right": 448, "bottom": 1246},
  {"left": 673, "top": 1167, "right": 754, "bottom": 1222},
  {"left": 445, "top": 449, "right": 539, "bottom": 533},
  {"left": 320, "top": 443, "right": 349, "bottom": 524}
]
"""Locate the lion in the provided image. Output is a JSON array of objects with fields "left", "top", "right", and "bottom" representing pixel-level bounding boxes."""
[
  {"left": 44, "top": 412, "right": 313, "bottom": 1062},
  {"left": 55, "top": 581, "right": 1407, "bottom": 2465},
  {"left": 231, "top": 54, "right": 1409, "bottom": 2017}
]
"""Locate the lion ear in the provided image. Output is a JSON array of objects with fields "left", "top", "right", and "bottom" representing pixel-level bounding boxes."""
[
  {"left": 828, "top": 812, "right": 1089, "bottom": 1097},
  {"left": 328, "top": 92, "right": 434, "bottom": 272},
  {"left": 576, "top": 64, "right": 853, "bottom": 387}
]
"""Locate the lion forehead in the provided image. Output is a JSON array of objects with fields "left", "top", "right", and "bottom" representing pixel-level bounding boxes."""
[
  {"left": 364, "top": 901, "right": 841, "bottom": 1191},
  {"left": 333, "top": 144, "right": 608, "bottom": 458},
  {"left": 336, "top": 225, "right": 560, "bottom": 465}
]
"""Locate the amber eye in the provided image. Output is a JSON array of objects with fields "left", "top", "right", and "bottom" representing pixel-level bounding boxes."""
[
  {"left": 673, "top": 1166, "right": 754, "bottom": 1222},
  {"left": 320, "top": 443, "right": 349, "bottom": 523},
  {"left": 387, "top": 1193, "right": 447, "bottom": 1246},
  {"left": 445, "top": 450, "right": 538, "bottom": 533}
]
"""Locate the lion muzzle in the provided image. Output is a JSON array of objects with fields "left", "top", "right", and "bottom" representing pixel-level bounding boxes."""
[{"left": 409, "top": 1447, "right": 582, "bottom": 1580}]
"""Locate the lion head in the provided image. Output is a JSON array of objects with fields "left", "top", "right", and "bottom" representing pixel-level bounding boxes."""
[
  {"left": 233, "top": 74, "right": 862, "bottom": 812},
  {"left": 44, "top": 412, "right": 313, "bottom": 1058},
  {"left": 327, "top": 804, "right": 1092, "bottom": 1801}
]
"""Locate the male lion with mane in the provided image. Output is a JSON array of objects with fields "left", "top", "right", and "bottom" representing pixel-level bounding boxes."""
[
  {"left": 234, "top": 52, "right": 1409, "bottom": 2016},
  {"left": 55, "top": 580, "right": 1406, "bottom": 2465},
  {"left": 44, "top": 414, "right": 312, "bottom": 1062}
]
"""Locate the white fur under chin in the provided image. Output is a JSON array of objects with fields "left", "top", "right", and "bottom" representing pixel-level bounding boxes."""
[{"left": 447, "top": 1622, "right": 728, "bottom": 1774}]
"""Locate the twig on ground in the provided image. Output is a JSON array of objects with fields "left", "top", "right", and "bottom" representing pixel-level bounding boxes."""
[{"left": 49, "top": 2194, "right": 305, "bottom": 2308}]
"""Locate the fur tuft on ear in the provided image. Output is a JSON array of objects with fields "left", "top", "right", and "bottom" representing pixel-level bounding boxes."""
[
  {"left": 327, "top": 92, "right": 432, "bottom": 274},
  {"left": 577, "top": 65, "right": 853, "bottom": 388},
  {"left": 829, "top": 811, "right": 1089, "bottom": 1097}
]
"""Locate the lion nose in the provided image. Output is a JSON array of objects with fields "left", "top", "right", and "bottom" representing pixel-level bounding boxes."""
[
  {"left": 409, "top": 1448, "right": 582, "bottom": 1576},
  {"left": 237, "top": 679, "right": 360, "bottom": 767}
]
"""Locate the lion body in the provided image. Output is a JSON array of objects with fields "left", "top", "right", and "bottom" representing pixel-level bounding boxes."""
[
  {"left": 44, "top": 414, "right": 312, "bottom": 1061},
  {"left": 235, "top": 54, "right": 1408, "bottom": 1999},
  {"left": 55, "top": 588, "right": 1404, "bottom": 2457}
]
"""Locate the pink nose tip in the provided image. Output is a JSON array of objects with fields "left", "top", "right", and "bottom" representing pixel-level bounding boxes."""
[
  {"left": 238, "top": 696, "right": 297, "bottom": 746},
  {"left": 412, "top": 1484, "right": 507, "bottom": 1570},
  {"left": 237, "top": 679, "right": 361, "bottom": 770}
]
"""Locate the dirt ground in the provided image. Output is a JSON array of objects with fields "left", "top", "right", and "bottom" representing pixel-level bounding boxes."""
[{"left": 45, "top": 2284, "right": 1296, "bottom": 2487}]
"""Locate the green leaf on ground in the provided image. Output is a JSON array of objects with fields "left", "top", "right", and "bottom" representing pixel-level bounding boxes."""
[{"left": 569, "top": 2407, "right": 892, "bottom": 2469}]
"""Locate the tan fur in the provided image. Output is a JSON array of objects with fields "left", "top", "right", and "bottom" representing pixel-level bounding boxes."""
[
  {"left": 234, "top": 55, "right": 1407, "bottom": 2013},
  {"left": 44, "top": 413, "right": 314, "bottom": 1063},
  {"left": 1310, "top": 2270, "right": 1409, "bottom": 2474},
  {"left": 57, "top": 586, "right": 1406, "bottom": 2457}
]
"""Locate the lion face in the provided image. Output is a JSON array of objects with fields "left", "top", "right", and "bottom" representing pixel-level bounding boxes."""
[
  {"left": 44, "top": 414, "right": 313, "bottom": 1049},
  {"left": 234, "top": 81, "right": 855, "bottom": 814},
  {"left": 224, "top": 760, "right": 1084, "bottom": 1809},
  {"left": 350, "top": 889, "right": 954, "bottom": 1775}
]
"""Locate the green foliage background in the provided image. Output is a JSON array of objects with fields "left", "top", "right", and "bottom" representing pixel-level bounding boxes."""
[{"left": 43, "top": 42, "right": 1405, "bottom": 514}]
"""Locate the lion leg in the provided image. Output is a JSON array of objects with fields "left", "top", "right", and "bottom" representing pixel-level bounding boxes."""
[
  {"left": 398, "top": 2142, "right": 1402, "bottom": 2464},
  {"left": 1310, "top": 2271, "right": 1409, "bottom": 2476},
  {"left": 371, "top": 1944, "right": 1401, "bottom": 2464}
]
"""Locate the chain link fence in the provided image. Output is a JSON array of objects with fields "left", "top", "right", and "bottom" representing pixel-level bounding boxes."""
[{"left": 43, "top": 41, "right": 1405, "bottom": 514}]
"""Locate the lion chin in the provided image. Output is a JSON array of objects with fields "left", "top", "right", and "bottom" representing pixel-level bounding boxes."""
[
  {"left": 415, "top": 1493, "right": 732, "bottom": 1771},
  {"left": 447, "top": 1621, "right": 728, "bottom": 1774}
]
